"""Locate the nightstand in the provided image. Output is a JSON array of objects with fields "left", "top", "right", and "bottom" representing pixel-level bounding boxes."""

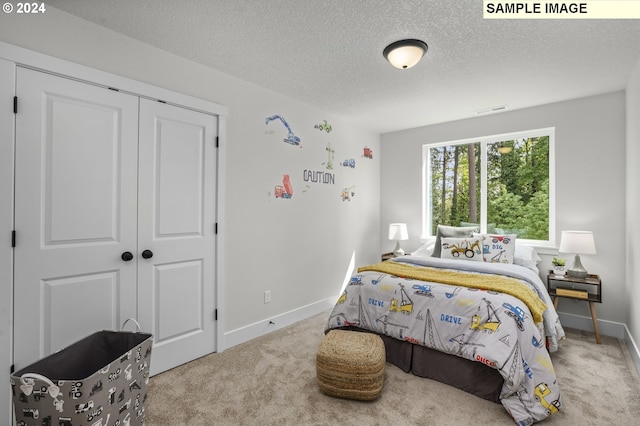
[
  {"left": 547, "top": 272, "right": 602, "bottom": 344},
  {"left": 381, "top": 252, "right": 395, "bottom": 261}
]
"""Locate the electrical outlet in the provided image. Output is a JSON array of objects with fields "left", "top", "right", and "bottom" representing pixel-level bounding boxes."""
[{"left": 264, "top": 290, "right": 271, "bottom": 304}]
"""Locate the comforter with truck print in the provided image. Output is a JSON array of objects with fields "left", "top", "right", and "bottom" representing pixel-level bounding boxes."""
[{"left": 325, "top": 256, "right": 565, "bottom": 425}]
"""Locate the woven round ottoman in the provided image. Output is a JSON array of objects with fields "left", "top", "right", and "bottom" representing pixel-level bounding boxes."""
[{"left": 316, "top": 329, "right": 385, "bottom": 401}]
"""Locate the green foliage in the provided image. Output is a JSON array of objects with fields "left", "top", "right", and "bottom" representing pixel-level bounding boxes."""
[{"left": 429, "top": 135, "right": 550, "bottom": 240}]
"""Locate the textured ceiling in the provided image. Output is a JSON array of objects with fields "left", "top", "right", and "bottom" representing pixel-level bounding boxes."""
[{"left": 46, "top": 0, "right": 640, "bottom": 134}]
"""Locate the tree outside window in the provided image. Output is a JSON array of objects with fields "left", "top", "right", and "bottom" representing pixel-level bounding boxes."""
[{"left": 424, "top": 128, "right": 554, "bottom": 244}]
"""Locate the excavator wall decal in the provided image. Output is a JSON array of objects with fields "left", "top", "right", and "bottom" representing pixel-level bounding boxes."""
[{"left": 265, "top": 114, "right": 301, "bottom": 146}]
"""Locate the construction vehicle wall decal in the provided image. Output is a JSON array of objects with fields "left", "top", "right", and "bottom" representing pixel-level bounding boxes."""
[
  {"left": 274, "top": 174, "right": 293, "bottom": 199},
  {"left": 314, "top": 119, "right": 332, "bottom": 133},
  {"left": 325, "top": 142, "right": 334, "bottom": 170},
  {"left": 342, "top": 159, "right": 356, "bottom": 168},
  {"left": 265, "top": 114, "right": 301, "bottom": 146},
  {"left": 363, "top": 146, "right": 373, "bottom": 159},
  {"left": 341, "top": 185, "right": 355, "bottom": 201},
  {"left": 389, "top": 284, "right": 413, "bottom": 315},
  {"left": 470, "top": 298, "right": 501, "bottom": 332}
]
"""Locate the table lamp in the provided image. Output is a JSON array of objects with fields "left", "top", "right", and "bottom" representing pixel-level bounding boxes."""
[
  {"left": 388, "top": 223, "right": 409, "bottom": 257},
  {"left": 558, "top": 230, "right": 597, "bottom": 278}
]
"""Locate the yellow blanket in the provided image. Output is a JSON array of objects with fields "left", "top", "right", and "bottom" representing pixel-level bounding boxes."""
[{"left": 358, "top": 261, "right": 547, "bottom": 323}]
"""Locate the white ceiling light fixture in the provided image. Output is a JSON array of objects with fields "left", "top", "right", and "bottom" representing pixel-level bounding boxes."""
[{"left": 383, "top": 39, "right": 428, "bottom": 69}]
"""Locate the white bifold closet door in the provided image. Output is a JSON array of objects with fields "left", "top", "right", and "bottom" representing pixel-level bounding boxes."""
[{"left": 13, "top": 67, "right": 217, "bottom": 375}]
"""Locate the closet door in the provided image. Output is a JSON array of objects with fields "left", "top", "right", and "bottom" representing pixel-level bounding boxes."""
[
  {"left": 137, "top": 99, "right": 217, "bottom": 375},
  {"left": 13, "top": 68, "right": 139, "bottom": 370}
]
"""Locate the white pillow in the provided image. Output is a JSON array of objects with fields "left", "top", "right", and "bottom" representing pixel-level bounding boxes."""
[
  {"left": 411, "top": 241, "right": 435, "bottom": 257},
  {"left": 439, "top": 237, "right": 483, "bottom": 262},
  {"left": 474, "top": 233, "right": 516, "bottom": 264},
  {"left": 514, "top": 244, "right": 542, "bottom": 263},
  {"left": 513, "top": 244, "right": 542, "bottom": 272}
]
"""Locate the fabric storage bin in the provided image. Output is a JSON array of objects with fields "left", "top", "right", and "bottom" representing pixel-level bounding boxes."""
[{"left": 11, "top": 320, "right": 152, "bottom": 426}]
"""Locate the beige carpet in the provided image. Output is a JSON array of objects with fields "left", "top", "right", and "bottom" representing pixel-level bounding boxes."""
[{"left": 146, "top": 312, "right": 640, "bottom": 425}]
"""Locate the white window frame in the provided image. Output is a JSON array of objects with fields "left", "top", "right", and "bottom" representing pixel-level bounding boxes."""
[{"left": 422, "top": 127, "right": 556, "bottom": 247}]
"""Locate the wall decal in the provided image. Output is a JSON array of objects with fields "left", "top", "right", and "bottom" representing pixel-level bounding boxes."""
[
  {"left": 265, "top": 115, "right": 301, "bottom": 147},
  {"left": 341, "top": 159, "right": 356, "bottom": 168},
  {"left": 325, "top": 142, "right": 335, "bottom": 170},
  {"left": 303, "top": 170, "right": 335, "bottom": 185},
  {"left": 274, "top": 174, "right": 293, "bottom": 199},
  {"left": 363, "top": 146, "right": 373, "bottom": 159},
  {"left": 341, "top": 185, "right": 356, "bottom": 201},
  {"left": 314, "top": 120, "right": 333, "bottom": 133}
]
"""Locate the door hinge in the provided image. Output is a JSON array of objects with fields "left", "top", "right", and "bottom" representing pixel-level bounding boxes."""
[
  {"left": 10, "top": 364, "right": 15, "bottom": 374},
  {"left": 214, "top": 309, "right": 218, "bottom": 321},
  {"left": 13, "top": 96, "right": 17, "bottom": 114},
  {"left": 215, "top": 223, "right": 218, "bottom": 234},
  {"left": 215, "top": 136, "right": 219, "bottom": 148},
  {"left": 11, "top": 230, "right": 16, "bottom": 248}
]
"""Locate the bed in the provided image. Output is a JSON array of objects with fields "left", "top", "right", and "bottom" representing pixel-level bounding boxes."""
[{"left": 325, "top": 230, "right": 565, "bottom": 425}]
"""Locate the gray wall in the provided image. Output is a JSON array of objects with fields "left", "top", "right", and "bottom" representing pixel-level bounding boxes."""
[
  {"left": 626, "top": 56, "right": 640, "bottom": 361},
  {"left": 0, "top": 8, "right": 380, "bottom": 339},
  {"left": 380, "top": 92, "right": 628, "bottom": 327}
]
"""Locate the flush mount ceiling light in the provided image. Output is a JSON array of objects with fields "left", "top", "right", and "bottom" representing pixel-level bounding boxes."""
[{"left": 383, "top": 39, "right": 428, "bottom": 69}]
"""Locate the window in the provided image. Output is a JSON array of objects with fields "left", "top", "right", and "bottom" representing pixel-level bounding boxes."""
[{"left": 423, "top": 128, "right": 555, "bottom": 245}]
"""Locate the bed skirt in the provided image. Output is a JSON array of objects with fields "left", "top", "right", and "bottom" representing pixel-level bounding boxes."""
[{"left": 339, "top": 327, "right": 503, "bottom": 404}]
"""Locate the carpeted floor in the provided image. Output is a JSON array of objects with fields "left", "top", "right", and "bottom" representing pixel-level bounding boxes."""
[{"left": 145, "top": 311, "right": 640, "bottom": 425}]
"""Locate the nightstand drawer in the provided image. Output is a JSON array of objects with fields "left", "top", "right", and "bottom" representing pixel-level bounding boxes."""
[
  {"left": 547, "top": 272, "right": 601, "bottom": 303},
  {"left": 555, "top": 287, "right": 589, "bottom": 299}
]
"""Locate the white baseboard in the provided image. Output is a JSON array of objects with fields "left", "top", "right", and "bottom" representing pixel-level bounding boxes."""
[
  {"left": 222, "top": 296, "right": 337, "bottom": 350},
  {"left": 558, "top": 312, "right": 640, "bottom": 376},
  {"left": 557, "top": 312, "right": 626, "bottom": 338},
  {"left": 624, "top": 325, "right": 640, "bottom": 377}
]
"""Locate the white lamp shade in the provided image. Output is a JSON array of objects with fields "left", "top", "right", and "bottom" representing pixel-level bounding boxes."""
[
  {"left": 558, "top": 231, "right": 597, "bottom": 255},
  {"left": 388, "top": 223, "right": 409, "bottom": 241}
]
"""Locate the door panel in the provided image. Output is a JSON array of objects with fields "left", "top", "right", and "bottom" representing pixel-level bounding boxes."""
[
  {"left": 45, "top": 96, "right": 123, "bottom": 244},
  {"left": 155, "top": 260, "right": 203, "bottom": 342},
  {"left": 13, "top": 68, "right": 139, "bottom": 370},
  {"left": 138, "top": 99, "right": 217, "bottom": 375},
  {"left": 44, "top": 271, "right": 120, "bottom": 353},
  {"left": 155, "top": 118, "right": 204, "bottom": 236}
]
